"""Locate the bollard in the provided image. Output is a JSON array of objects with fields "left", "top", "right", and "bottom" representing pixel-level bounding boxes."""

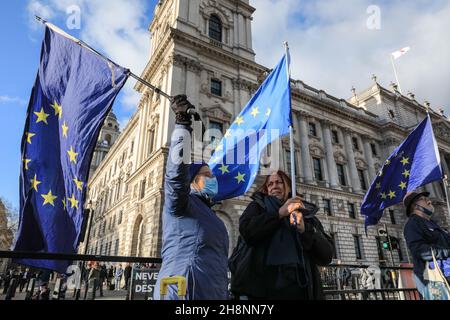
[
  {"left": 25, "top": 278, "right": 36, "bottom": 301},
  {"left": 87, "top": 279, "right": 97, "bottom": 300},
  {"left": 5, "top": 278, "right": 18, "bottom": 300}
]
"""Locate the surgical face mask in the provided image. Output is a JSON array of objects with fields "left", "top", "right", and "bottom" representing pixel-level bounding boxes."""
[
  {"left": 201, "top": 176, "right": 218, "bottom": 199},
  {"left": 416, "top": 205, "right": 434, "bottom": 217}
]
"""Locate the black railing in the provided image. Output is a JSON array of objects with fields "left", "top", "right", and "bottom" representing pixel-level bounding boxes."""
[{"left": 324, "top": 288, "right": 421, "bottom": 300}]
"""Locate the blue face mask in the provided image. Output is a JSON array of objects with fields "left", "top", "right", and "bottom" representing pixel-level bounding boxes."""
[
  {"left": 201, "top": 176, "right": 218, "bottom": 199},
  {"left": 417, "top": 205, "right": 434, "bottom": 217}
]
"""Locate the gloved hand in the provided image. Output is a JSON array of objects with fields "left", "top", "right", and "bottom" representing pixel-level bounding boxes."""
[{"left": 170, "top": 94, "right": 196, "bottom": 125}]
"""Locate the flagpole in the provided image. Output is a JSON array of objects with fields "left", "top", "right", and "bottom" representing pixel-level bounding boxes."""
[
  {"left": 35, "top": 16, "right": 173, "bottom": 102},
  {"left": 390, "top": 55, "right": 403, "bottom": 94},
  {"left": 284, "top": 42, "right": 297, "bottom": 198},
  {"left": 443, "top": 175, "right": 450, "bottom": 220}
]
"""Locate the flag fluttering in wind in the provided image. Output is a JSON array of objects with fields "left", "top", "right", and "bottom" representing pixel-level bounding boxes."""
[
  {"left": 14, "top": 24, "right": 129, "bottom": 272},
  {"left": 361, "top": 115, "right": 443, "bottom": 230},
  {"left": 208, "top": 54, "right": 292, "bottom": 201},
  {"left": 392, "top": 47, "right": 411, "bottom": 60}
]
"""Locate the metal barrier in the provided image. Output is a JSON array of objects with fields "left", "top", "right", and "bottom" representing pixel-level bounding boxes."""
[{"left": 324, "top": 288, "right": 421, "bottom": 300}]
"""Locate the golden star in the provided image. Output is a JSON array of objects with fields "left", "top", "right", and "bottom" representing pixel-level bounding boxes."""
[
  {"left": 30, "top": 174, "right": 41, "bottom": 192},
  {"left": 266, "top": 108, "right": 272, "bottom": 116},
  {"left": 388, "top": 190, "right": 396, "bottom": 199},
  {"left": 235, "top": 172, "right": 246, "bottom": 184},
  {"left": 67, "top": 146, "right": 79, "bottom": 164},
  {"left": 399, "top": 181, "right": 407, "bottom": 190},
  {"left": 235, "top": 116, "right": 244, "bottom": 126},
  {"left": 73, "top": 178, "right": 84, "bottom": 191},
  {"left": 400, "top": 157, "right": 410, "bottom": 166},
  {"left": 42, "top": 190, "right": 58, "bottom": 207},
  {"left": 378, "top": 170, "right": 383, "bottom": 177},
  {"left": 219, "top": 164, "right": 230, "bottom": 175},
  {"left": 385, "top": 159, "right": 391, "bottom": 166},
  {"left": 380, "top": 192, "right": 387, "bottom": 200},
  {"left": 23, "top": 158, "right": 31, "bottom": 170},
  {"left": 26, "top": 132, "right": 36, "bottom": 145},
  {"left": 375, "top": 182, "right": 381, "bottom": 189},
  {"left": 250, "top": 107, "right": 260, "bottom": 118},
  {"left": 402, "top": 169, "right": 410, "bottom": 178},
  {"left": 62, "top": 198, "right": 67, "bottom": 211},
  {"left": 51, "top": 101, "right": 62, "bottom": 119},
  {"left": 34, "top": 107, "right": 50, "bottom": 125},
  {"left": 62, "top": 122, "right": 69, "bottom": 138},
  {"left": 68, "top": 194, "right": 79, "bottom": 209}
]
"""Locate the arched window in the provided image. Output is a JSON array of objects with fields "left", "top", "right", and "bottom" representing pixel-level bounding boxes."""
[{"left": 209, "top": 14, "right": 222, "bottom": 42}]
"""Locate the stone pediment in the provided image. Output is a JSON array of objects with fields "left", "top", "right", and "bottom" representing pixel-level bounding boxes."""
[
  {"left": 309, "top": 143, "right": 325, "bottom": 157},
  {"left": 334, "top": 151, "right": 347, "bottom": 164},
  {"left": 355, "top": 157, "right": 368, "bottom": 169},
  {"left": 201, "top": 104, "right": 233, "bottom": 123}
]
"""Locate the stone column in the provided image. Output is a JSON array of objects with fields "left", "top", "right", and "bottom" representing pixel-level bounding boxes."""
[
  {"left": 292, "top": 112, "right": 303, "bottom": 181},
  {"left": 362, "top": 135, "right": 377, "bottom": 182},
  {"left": 343, "top": 128, "right": 362, "bottom": 193},
  {"left": 321, "top": 120, "right": 340, "bottom": 189},
  {"left": 441, "top": 152, "right": 450, "bottom": 177},
  {"left": 298, "top": 112, "right": 314, "bottom": 184}
]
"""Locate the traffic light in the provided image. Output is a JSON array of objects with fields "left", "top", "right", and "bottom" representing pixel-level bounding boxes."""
[{"left": 380, "top": 236, "right": 391, "bottom": 250}]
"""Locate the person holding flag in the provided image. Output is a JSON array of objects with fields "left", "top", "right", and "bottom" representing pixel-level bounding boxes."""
[{"left": 360, "top": 113, "right": 450, "bottom": 298}]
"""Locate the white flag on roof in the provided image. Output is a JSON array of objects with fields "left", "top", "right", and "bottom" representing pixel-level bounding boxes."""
[{"left": 392, "top": 47, "right": 411, "bottom": 59}]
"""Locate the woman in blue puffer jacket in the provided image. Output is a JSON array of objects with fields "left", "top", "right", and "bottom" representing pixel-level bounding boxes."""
[{"left": 154, "top": 95, "right": 229, "bottom": 300}]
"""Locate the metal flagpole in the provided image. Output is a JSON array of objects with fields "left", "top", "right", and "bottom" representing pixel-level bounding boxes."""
[
  {"left": 35, "top": 16, "right": 173, "bottom": 102},
  {"left": 284, "top": 42, "right": 297, "bottom": 197},
  {"left": 443, "top": 175, "right": 450, "bottom": 220},
  {"left": 390, "top": 55, "right": 403, "bottom": 94}
]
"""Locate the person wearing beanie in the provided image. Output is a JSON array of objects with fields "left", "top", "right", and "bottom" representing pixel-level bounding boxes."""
[
  {"left": 403, "top": 190, "right": 450, "bottom": 298},
  {"left": 154, "top": 95, "right": 229, "bottom": 300}
]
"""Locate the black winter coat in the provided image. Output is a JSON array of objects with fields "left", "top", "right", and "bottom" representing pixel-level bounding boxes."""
[{"left": 230, "top": 193, "right": 334, "bottom": 300}]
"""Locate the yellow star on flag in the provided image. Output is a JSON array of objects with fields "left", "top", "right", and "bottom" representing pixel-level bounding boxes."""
[
  {"left": 23, "top": 158, "right": 31, "bottom": 170},
  {"left": 26, "top": 132, "right": 36, "bottom": 144},
  {"left": 42, "top": 190, "right": 58, "bottom": 207},
  {"left": 73, "top": 178, "right": 84, "bottom": 191},
  {"left": 62, "top": 198, "right": 67, "bottom": 211},
  {"left": 380, "top": 192, "right": 387, "bottom": 200},
  {"left": 400, "top": 157, "right": 410, "bottom": 166},
  {"left": 34, "top": 107, "right": 50, "bottom": 125},
  {"left": 375, "top": 182, "right": 381, "bottom": 189},
  {"left": 68, "top": 194, "right": 79, "bottom": 209},
  {"left": 235, "top": 172, "right": 246, "bottom": 184},
  {"left": 378, "top": 171, "right": 383, "bottom": 177},
  {"left": 402, "top": 169, "right": 410, "bottom": 178},
  {"left": 62, "top": 122, "right": 69, "bottom": 138},
  {"left": 385, "top": 159, "right": 391, "bottom": 166},
  {"left": 388, "top": 190, "right": 396, "bottom": 199},
  {"left": 235, "top": 116, "right": 244, "bottom": 126},
  {"left": 266, "top": 108, "right": 272, "bottom": 116},
  {"left": 250, "top": 107, "right": 260, "bottom": 118},
  {"left": 30, "top": 174, "right": 41, "bottom": 192},
  {"left": 219, "top": 164, "right": 230, "bottom": 175},
  {"left": 399, "top": 181, "right": 407, "bottom": 190},
  {"left": 51, "top": 101, "right": 62, "bottom": 119},
  {"left": 67, "top": 146, "right": 79, "bottom": 164}
]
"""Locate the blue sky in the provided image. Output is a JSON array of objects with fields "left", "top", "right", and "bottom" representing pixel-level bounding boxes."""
[{"left": 1, "top": 0, "right": 450, "bottom": 212}]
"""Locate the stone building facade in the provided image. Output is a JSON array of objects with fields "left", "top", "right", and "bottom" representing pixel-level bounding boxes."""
[
  {"left": 79, "top": 0, "right": 450, "bottom": 267},
  {"left": 0, "top": 199, "right": 14, "bottom": 273}
]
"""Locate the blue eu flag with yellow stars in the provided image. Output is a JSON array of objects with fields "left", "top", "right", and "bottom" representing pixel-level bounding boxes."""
[
  {"left": 14, "top": 25, "right": 129, "bottom": 272},
  {"left": 361, "top": 114, "right": 443, "bottom": 230},
  {"left": 209, "top": 54, "right": 292, "bottom": 201}
]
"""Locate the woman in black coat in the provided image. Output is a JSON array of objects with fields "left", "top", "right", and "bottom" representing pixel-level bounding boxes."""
[{"left": 230, "top": 170, "right": 334, "bottom": 300}]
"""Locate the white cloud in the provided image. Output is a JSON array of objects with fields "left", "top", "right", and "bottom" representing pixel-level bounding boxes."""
[
  {"left": 26, "top": 0, "right": 151, "bottom": 111},
  {"left": 250, "top": 0, "right": 450, "bottom": 115},
  {"left": 27, "top": 0, "right": 55, "bottom": 30},
  {"left": 0, "top": 95, "right": 27, "bottom": 106}
]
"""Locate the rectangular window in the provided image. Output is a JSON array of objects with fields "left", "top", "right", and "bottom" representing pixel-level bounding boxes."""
[
  {"left": 353, "top": 235, "right": 363, "bottom": 260},
  {"left": 337, "top": 164, "right": 346, "bottom": 186},
  {"left": 323, "top": 199, "right": 332, "bottom": 216},
  {"left": 115, "top": 239, "right": 120, "bottom": 256},
  {"left": 130, "top": 140, "right": 134, "bottom": 155},
  {"left": 118, "top": 211, "right": 123, "bottom": 225},
  {"left": 312, "top": 157, "right": 323, "bottom": 181},
  {"left": 309, "top": 122, "right": 317, "bottom": 136},
  {"left": 211, "top": 79, "right": 222, "bottom": 96},
  {"left": 332, "top": 130, "right": 339, "bottom": 144},
  {"left": 348, "top": 202, "right": 356, "bottom": 219},
  {"left": 352, "top": 137, "right": 359, "bottom": 150},
  {"left": 139, "top": 179, "right": 146, "bottom": 200},
  {"left": 358, "top": 169, "right": 367, "bottom": 191},
  {"left": 389, "top": 209, "right": 396, "bottom": 225},
  {"left": 331, "top": 233, "right": 338, "bottom": 259},
  {"left": 147, "top": 128, "right": 155, "bottom": 157},
  {"left": 371, "top": 143, "right": 378, "bottom": 156}
]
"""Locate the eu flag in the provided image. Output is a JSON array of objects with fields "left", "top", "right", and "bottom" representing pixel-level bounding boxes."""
[
  {"left": 14, "top": 25, "right": 129, "bottom": 273},
  {"left": 208, "top": 54, "right": 292, "bottom": 201},
  {"left": 361, "top": 114, "right": 443, "bottom": 229}
]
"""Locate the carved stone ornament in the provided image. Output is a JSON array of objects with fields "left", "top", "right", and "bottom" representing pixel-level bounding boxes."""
[
  {"left": 309, "top": 143, "right": 325, "bottom": 158},
  {"left": 334, "top": 151, "right": 347, "bottom": 164}
]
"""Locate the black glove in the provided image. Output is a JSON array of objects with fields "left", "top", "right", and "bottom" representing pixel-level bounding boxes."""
[{"left": 171, "top": 94, "right": 196, "bottom": 125}]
